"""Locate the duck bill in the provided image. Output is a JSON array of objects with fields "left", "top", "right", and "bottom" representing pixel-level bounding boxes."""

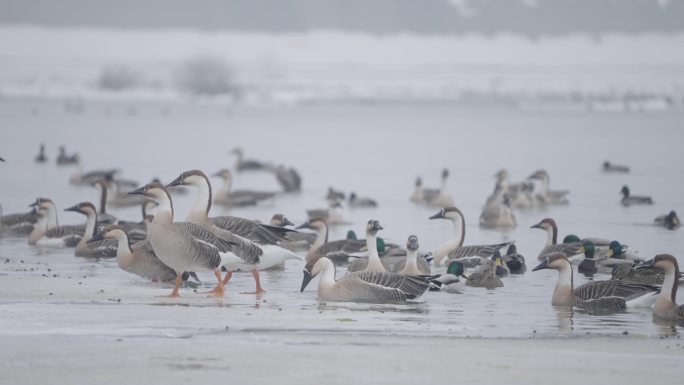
[
  {"left": 532, "top": 260, "right": 549, "bottom": 272},
  {"left": 428, "top": 212, "right": 442, "bottom": 220},
  {"left": 606, "top": 249, "right": 614, "bottom": 258},
  {"left": 300, "top": 270, "right": 313, "bottom": 292}
]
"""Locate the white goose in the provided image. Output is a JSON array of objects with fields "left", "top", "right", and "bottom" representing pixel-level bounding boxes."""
[
  {"left": 347, "top": 220, "right": 391, "bottom": 273},
  {"left": 28, "top": 198, "right": 84, "bottom": 247},
  {"left": 425, "top": 169, "right": 454, "bottom": 207}
]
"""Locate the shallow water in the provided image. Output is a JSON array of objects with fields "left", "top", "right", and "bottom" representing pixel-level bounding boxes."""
[{"left": 1, "top": 98, "right": 683, "bottom": 340}]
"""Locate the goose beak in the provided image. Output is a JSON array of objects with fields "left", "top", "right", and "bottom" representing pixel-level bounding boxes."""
[
  {"left": 64, "top": 204, "right": 80, "bottom": 213},
  {"left": 428, "top": 212, "right": 442, "bottom": 220},
  {"left": 532, "top": 259, "right": 550, "bottom": 272},
  {"left": 88, "top": 231, "right": 105, "bottom": 244},
  {"left": 301, "top": 270, "right": 313, "bottom": 292},
  {"left": 283, "top": 217, "right": 295, "bottom": 227},
  {"left": 635, "top": 259, "right": 655, "bottom": 270},
  {"left": 128, "top": 186, "right": 147, "bottom": 196},
  {"left": 166, "top": 175, "right": 184, "bottom": 188},
  {"left": 373, "top": 223, "right": 384, "bottom": 231},
  {"left": 530, "top": 222, "right": 542, "bottom": 229}
]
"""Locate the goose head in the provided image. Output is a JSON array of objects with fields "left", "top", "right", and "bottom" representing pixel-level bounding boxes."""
[
  {"left": 366, "top": 219, "right": 383, "bottom": 236},
  {"left": 88, "top": 224, "right": 127, "bottom": 244},
  {"left": 296, "top": 218, "right": 327, "bottom": 232},
  {"left": 415, "top": 177, "right": 422, "bottom": 187},
  {"left": 301, "top": 256, "right": 331, "bottom": 292},
  {"left": 30, "top": 197, "right": 55, "bottom": 211},
  {"left": 446, "top": 260, "right": 468, "bottom": 278},
  {"left": 270, "top": 213, "right": 295, "bottom": 227},
  {"left": 620, "top": 185, "right": 630, "bottom": 197},
  {"left": 429, "top": 206, "right": 463, "bottom": 221},
  {"left": 530, "top": 218, "right": 556, "bottom": 232},
  {"left": 167, "top": 169, "right": 209, "bottom": 188},
  {"left": 441, "top": 168, "right": 449, "bottom": 180},
  {"left": 64, "top": 202, "right": 97, "bottom": 217},
  {"left": 532, "top": 252, "right": 570, "bottom": 272},
  {"left": 128, "top": 182, "right": 171, "bottom": 203},
  {"left": 637, "top": 254, "right": 679, "bottom": 272},
  {"left": 606, "top": 240, "right": 624, "bottom": 258},
  {"left": 494, "top": 169, "right": 509, "bottom": 181},
  {"left": 406, "top": 235, "right": 419, "bottom": 252},
  {"left": 527, "top": 169, "right": 549, "bottom": 181}
]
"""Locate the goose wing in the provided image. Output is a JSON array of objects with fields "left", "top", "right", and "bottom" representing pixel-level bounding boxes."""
[
  {"left": 574, "top": 281, "right": 659, "bottom": 301},
  {"left": 1, "top": 211, "right": 38, "bottom": 227},
  {"left": 177, "top": 222, "right": 235, "bottom": 269},
  {"left": 347, "top": 271, "right": 430, "bottom": 301},
  {"left": 208, "top": 226, "right": 262, "bottom": 265},
  {"left": 212, "top": 216, "right": 293, "bottom": 245},
  {"left": 448, "top": 242, "right": 510, "bottom": 260},
  {"left": 575, "top": 297, "right": 626, "bottom": 314},
  {"left": 84, "top": 239, "right": 118, "bottom": 258},
  {"left": 129, "top": 240, "right": 177, "bottom": 281}
]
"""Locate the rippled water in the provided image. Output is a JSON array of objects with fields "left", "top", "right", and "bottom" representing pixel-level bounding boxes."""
[{"left": 1, "top": 98, "right": 683, "bottom": 339}]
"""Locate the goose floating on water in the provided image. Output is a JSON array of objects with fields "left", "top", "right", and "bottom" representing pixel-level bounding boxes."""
[
  {"left": 527, "top": 170, "right": 569, "bottom": 205},
  {"left": 531, "top": 218, "right": 583, "bottom": 261},
  {"left": 212, "top": 169, "right": 276, "bottom": 207},
  {"left": 347, "top": 220, "right": 391, "bottom": 273},
  {"left": 297, "top": 218, "right": 366, "bottom": 265},
  {"left": 64, "top": 202, "right": 117, "bottom": 258},
  {"left": 603, "top": 161, "right": 630, "bottom": 173},
  {"left": 56, "top": 146, "right": 80, "bottom": 165},
  {"left": 620, "top": 185, "right": 653, "bottom": 206},
  {"left": 636, "top": 255, "right": 684, "bottom": 323},
  {"left": 611, "top": 263, "right": 683, "bottom": 286},
  {"left": 0, "top": 205, "right": 38, "bottom": 236},
  {"left": 425, "top": 169, "right": 454, "bottom": 207},
  {"left": 479, "top": 193, "right": 517, "bottom": 229},
  {"left": 533, "top": 253, "right": 659, "bottom": 313},
  {"left": 232, "top": 147, "right": 271, "bottom": 172},
  {"left": 391, "top": 235, "right": 431, "bottom": 275},
  {"left": 28, "top": 198, "right": 84, "bottom": 247}
]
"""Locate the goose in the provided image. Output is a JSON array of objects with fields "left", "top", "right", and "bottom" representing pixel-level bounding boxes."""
[
  {"left": 212, "top": 169, "right": 276, "bottom": 207},
  {"left": 577, "top": 241, "right": 597, "bottom": 276},
  {"left": 270, "top": 214, "right": 316, "bottom": 252},
  {"left": 502, "top": 244, "right": 526, "bottom": 274},
  {"left": 28, "top": 198, "right": 84, "bottom": 246},
  {"left": 232, "top": 147, "right": 271, "bottom": 172},
  {"left": 530, "top": 218, "right": 583, "bottom": 260},
  {"left": 493, "top": 170, "right": 533, "bottom": 209},
  {"left": 0, "top": 205, "right": 38, "bottom": 236},
  {"left": 307, "top": 199, "right": 346, "bottom": 225},
  {"left": 465, "top": 259, "right": 504, "bottom": 289},
  {"left": 107, "top": 179, "right": 148, "bottom": 208},
  {"left": 491, "top": 251, "right": 509, "bottom": 277},
  {"left": 620, "top": 185, "right": 653, "bottom": 206},
  {"left": 637, "top": 255, "right": 684, "bottom": 323},
  {"left": 479, "top": 194, "right": 517, "bottom": 229},
  {"left": 92, "top": 180, "right": 117, "bottom": 224},
  {"left": 349, "top": 192, "right": 378, "bottom": 208},
  {"left": 603, "top": 161, "right": 630, "bottom": 173},
  {"left": 611, "top": 263, "right": 683, "bottom": 286},
  {"left": 533, "top": 253, "right": 659, "bottom": 313},
  {"left": 654, "top": 211, "right": 680, "bottom": 230},
  {"left": 427, "top": 260, "right": 467, "bottom": 293},
  {"left": 167, "top": 170, "right": 300, "bottom": 293},
  {"left": 391, "top": 235, "right": 431, "bottom": 275},
  {"left": 69, "top": 168, "right": 118, "bottom": 186},
  {"left": 56, "top": 146, "right": 80, "bottom": 165},
  {"left": 429, "top": 206, "right": 511, "bottom": 267},
  {"left": 89, "top": 225, "right": 178, "bottom": 282},
  {"left": 35, "top": 143, "right": 47, "bottom": 163},
  {"left": 64, "top": 202, "right": 117, "bottom": 258},
  {"left": 527, "top": 170, "right": 569, "bottom": 205},
  {"left": 273, "top": 165, "right": 301, "bottom": 193},
  {"left": 300, "top": 256, "right": 430, "bottom": 303},
  {"left": 410, "top": 177, "right": 426, "bottom": 203},
  {"left": 297, "top": 218, "right": 366, "bottom": 264},
  {"left": 346, "top": 220, "right": 392, "bottom": 273},
  {"left": 128, "top": 182, "right": 241, "bottom": 297},
  {"left": 425, "top": 169, "right": 454, "bottom": 207}
]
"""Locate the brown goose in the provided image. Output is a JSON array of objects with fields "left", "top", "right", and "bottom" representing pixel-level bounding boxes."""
[
  {"left": 297, "top": 218, "right": 367, "bottom": 264},
  {"left": 64, "top": 202, "right": 117, "bottom": 258},
  {"left": 531, "top": 218, "right": 583, "bottom": 260},
  {"left": 637, "top": 255, "right": 684, "bottom": 323}
]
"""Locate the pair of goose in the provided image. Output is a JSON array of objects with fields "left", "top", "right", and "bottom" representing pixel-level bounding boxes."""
[
  {"left": 492, "top": 169, "right": 569, "bottom": 208},
  {"left": 410, "top": 169, "right": 454, "bottom": 207}
]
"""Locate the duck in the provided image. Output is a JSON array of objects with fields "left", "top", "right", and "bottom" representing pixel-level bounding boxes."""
[
  {"left": 530, "top": 218, "right": 583, "bottom": 260},
  {"left": 654, "top": 211, "right": 680, "bottom": 230},
  {"left": 28, "top": 198, "right": 84, "bottom": 247},
  {"left": 479, "top": 193, "right": 517, "bottom": 229},
  {"left": 605, "top": 240, "right": 642, "bottom": 264},
  {"left": 349, "top": 192, "right": 378, "bottom": 208},
  {"left": 92, "top": 180, "right": 117, "bottom": 224},
  {"left": 167, "top": 170, "right": 301, "bottom": 292},
  {"left": 0, "top": 205, "right": 38, "bottom": 236},
  {"left": 425, "top": 169, "right": 454, "bottom": 207},
  {"left": 212, "top": 169, "right": 276, "bottom": 207},
  {"left": 527, "top": 170, "right": 569, "bottom": 205},
  {"left": 307, "top": 199, "right": 346, "bottom": 225},
  {"left": 611, "top": 263, "right": 683, "bottom": 286},
  {"left": 491, "top": 251, "right": 509, "bottom": 277},
  {"left": 300, "top": 256, "right": 430, "bottom": 303},
  {"left": 391, "top": 235, "right": 431, "bottom": 275},
  {"left": 347, "top": 220, "right": 392, "bottom": 273},
  {"left": 89, "top": 225, "right": 178, "bottom": 282},
  {"left": 326, "top": 187, "right": 346, "bottom": 201},
  {"left": 427, "top": 260, "right": 467, "bottom": 293},
  {"left": 532, "top": 253, "right": 659, "bottom": 313},
  {"left": 577, "top": 241, "right": 598, "bottom": 276},
  {"left": 603, "top": 161, "right": 630, "bottom": 173},
  {"left": 502, "top": 244, "right": 526, "bottom": 274},
  {"left": 232, "top": 147, "right": 272, "bottom": 172},
  {"left": 270, "top": 214, "right": 316, "bottom": 252},
  {"left": 64, "top": 202, "right": 117, "bottom": 258},
  {"left": 35, "top": 143, "right": 47, "bottom": 163},
  {"left": 56, "top": 146, "right": 80, "bottom": 165},
  {"left": 620, "top": 185, "right": 653, "bottom": 206},
  {"left": 429, "top": 206, "right": 511, "bottom": 267},
  {"left": 465, "top": 259, "right": 504, "bottom": 289},
  {"left": 128, "top": 182, "right": 241, "bottom": 297},
  {"left": 636, "top": 255, "right": 684, "bottom": 323}
]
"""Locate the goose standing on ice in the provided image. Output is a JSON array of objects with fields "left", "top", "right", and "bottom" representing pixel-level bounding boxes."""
[
  {"left": 637, "top": 255, "right": 684, "bottom": 323},
  {"left": 425, "top": 169, "right": 454, "bottom": 207},
  {"left": 530, "top": 218, "right": 583, "bottom": 260},
  {"left": 167, "top": 170, "right": 301, "bottom": 293},
  {"left": 527, "top": 170, "right": 569, "bottom": 205},
  {"left": 429, "top": 206, "right": 511, "bottom": 267},
  {"left": 64, "top": 202, "right": 117, "bottom": 258},
  {"left": 212, "top": 169, "right": 275, "bottom": 207},
  {"left": 347, "top": 220, "right": 391, "bottom": 273},
  {"left": 392, "top": 235, "right": 431, "bottom": 275},
  {"left": 654, "top": 211, "right": 679, "bottom": 230},
  {"left": 28, "top": 198, "right": 84, "bottom": 246},
  {"left": 128, "top": 182, "right": 240, "bottom": 297},
  {"left": 620, "top": 185, "right": 653, "bottom": 206},
  {"left": 533, "top": 253, "right": 659, "bottom": 313}
]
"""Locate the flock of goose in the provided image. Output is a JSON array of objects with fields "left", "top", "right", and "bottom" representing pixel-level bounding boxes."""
[{"left": 0, "top": 148, "right": 683, "bottom": 325}]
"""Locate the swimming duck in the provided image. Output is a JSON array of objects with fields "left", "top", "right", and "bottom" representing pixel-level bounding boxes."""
[
  {"left": 349, "top": 192, "right": 378, "bottom": 208},
  {"left": 300, "top": 256, "right": 430, "bottom": 303},
  {"left": 56, "top": 146, "right": 80, "bottom": 165},
  {"left": 577, "top": 241, "right": 598, "bottom": 276},
  {"left": 391, "top": 235, "right": 431, "bottom": 275},
  {"left": 465, "top": 259, "right": 504, "bottom": 289},
  {"left": 603, "top": 161, "right": 630, "bottom": 173},
  {"left": 212, "top": 169, "right": 276, "bottom": 207},
  {"left": 527, "top": 170, "right": 569, "bottom": 205},
  {"left": 347, "top": 220, "right": 391, "bottom": 273},
  {"left": 654, "top": 211, "right": 680, "bottom": 230},
  {"left": 427, "top": 260, "right": 468, "bottom": 293},
  {"left": 64, "top": 202, "right": 117, "bottom": 258},
  {"left": 491, "top": 251, "right": 509, "bottom": 277},
  {"left": 605, "top": 240, "right": 642, "bottom": 263},
  {"left": 620, "top": 185, "right": 653, "bottom": 206},
  {"left": 533, "top": 253, "right": 659, "bottom": 313},
  {"left": 35, "top": 143, "right": 47, "bottom": 163},
  {"left": 502, "top": 244, "right": 526, "bottom": 274},
  {"left": 530, "top": 218, "right": 583, "bottom": 260},
  {"left": 636, "top": 255, "right": 684, "bottom": 323}
]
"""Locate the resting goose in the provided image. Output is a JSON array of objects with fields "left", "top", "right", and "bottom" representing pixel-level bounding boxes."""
[
  {"left": 533, "top": 253, "right": 659, "bottom": 313},
  {"left": 636, "top": 255, "right": 684, "bottom": 323},
  {"left": 28, "top": 198, "right": 84, "bottom": 246},
  {"left": 425, "top": 169, "right": 454, "bottom": 207},
  {"left": 611, "top": 263, "right": 683, "bottom": 286},
  {"left": 212, "top": 169, "right": 276, "bottom": 207},
  {"left": 232, "top": 147, "right": 271, "bottom": 172},
  {"left": 298, "top": 218, "right": 366, "bottom": 264},
  {"left": 89, "top": 225, "right": 177, "bottom": 282},
  {"left": 527, "top": 170, "right": 569, "bottom": 205},
  {"left": 300, "top": 256, "right": 430, "bottom": 303},
  {"left": 429, "top": 206, "right": 511, "bottom": 267},
  {"left": 530, "top": 218, "right": 583, "bottom": 261},
  {"left": 654, "top": 211, "right": 680, "bottom": 230},
  {"left": 167, "top": 170, "right": 300, "bottom": 293},
  {"left": 128, "top": 182, "right": 240, "bottom": 297},
  {"left": 56, "top": 146, "right": 79, "bottom": 165},
  {"left": 391, "top": 235, "right": 431, "bottom": 275},
  {"left": 427, "top": 261, "right": 467, "bottom": 293},
  {"left": 35, "top": 143, "right": 47, "bottom": 163},
  {"left": 64, "top": 202, "right": 117, "bottom": 258},
  {"left": 0, "top": 205, "right": 38, "bottom": 236},
  {"left": 620, "top": 185, "right": 653, "bottom": 206},
  {"left": 603, "top": 161, "right": 630, "bottom": 173},
  {"left": 347, "top": 220, "right": 391, "bottom": 273},
  {"left": 349, "top": 192, "right": 378, "bottom": 208},
  {"left": 502, "top": 244, "right": 526, "bottom": 274}
]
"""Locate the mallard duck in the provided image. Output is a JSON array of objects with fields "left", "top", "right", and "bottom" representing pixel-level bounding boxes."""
[
  {"left": 620, "top": 185, "right": 653, "bottom": 206},
  {"left": 603, "top": 161, "right": 629, "bottom": 173},
  {"left": 654, "top": 211, "right": 680, "bottom": 230},
  {"left": 427, "top": 260, "right": 467, "bottom": 293},
  {"left": 502, "top": 244, "right": 526, "bottom": 274}
]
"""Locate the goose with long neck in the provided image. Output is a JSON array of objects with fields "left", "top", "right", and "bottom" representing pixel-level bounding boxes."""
[
  {"left": 64, "top": 202, "right": 117, "bottom": 258},
  {"left": 347, "top": 220, "right": 390, "bottom": 273},
  {"left": 392, "top": 235, "right": 431, "bottom": 275},
  {"left": 28, "top": 198, "right": 83, "bottom": 246},
  {"left": 297, "top": 218, "right": 366, "bottom": 264},
  {"left": 92, "top": 180, "right": 116, "bottom": 224},
  {"left": 89, "top": 225, "right": 178, "bottom": 282},
  {"left": 300, "top": 256, "right": 430, "bottom": 303},
  {"left": 167, "top": 170, "right": 300, "bottom": 294},
  {"left": 533, "top": 253, "right": 659, "bottom": 312},
  {"left": 425, "top": 169, "right": 454, "bottom": 207},
  {"left": 528, "top": 170, "right": 569, "bottom": 205},
  {"left": 129, "top": 182, "right": 239, "bottom": 298},
  {"left": 637, "top": 255, "right": 684, "bottom": 322},
  {"left": 530, "top": 218, "right": 582, "bottom": 261},
  {"left": 212, "top": 168, "right": 276, "bottom": 206}
]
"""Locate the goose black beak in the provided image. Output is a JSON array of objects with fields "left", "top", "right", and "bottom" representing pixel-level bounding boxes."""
[
  {"left": 530, "top": 223, "right": 541, "bottom": 229},
  {"left": 301, "top": 270, "right": 313, "bottom": 292},
  {"left": 166, "top": 175, "right": 184, "bottom": 188},
  {"left": 64, "top": 204, "right": 80, "bottom": 213},
  {"left": 635, "top": 259, "right": 655, "bottom": 270},
  {"left": 128, "top": 186, "right": 147, "bottom": 196},
  {"left": 428, "top": 212, "right": 442, "bottom": 220},
  {"left": 88, "top": 231, "right": 105, "bottom": 244},
  {"left": 283, "top": 217, "right": 295, "bottom": 227},
  {"left": 532, "top": 259, "right": 550, "bottom": 272}
]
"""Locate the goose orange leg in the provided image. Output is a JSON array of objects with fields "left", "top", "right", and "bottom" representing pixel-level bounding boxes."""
[
  {"left": 203, "top": 270, "right": 225, "bottom": 298},
  {"left": 241, "top": 269, "right": 265, "bottom": 294},
  {"left": 160, "top": 274, "right": 182, "bottom": 298}
]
